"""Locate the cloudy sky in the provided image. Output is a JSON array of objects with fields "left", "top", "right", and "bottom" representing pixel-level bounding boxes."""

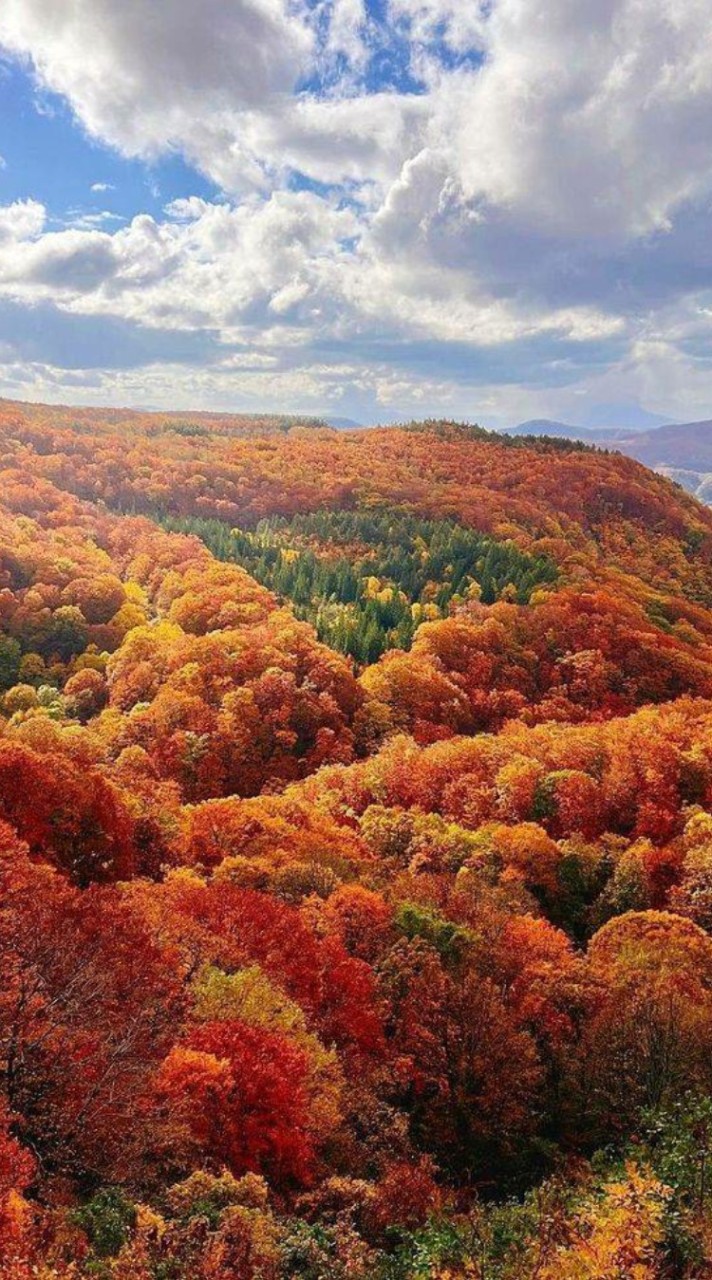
[{"left": 1, "top": 0, "right": 712, "bottom": 426}]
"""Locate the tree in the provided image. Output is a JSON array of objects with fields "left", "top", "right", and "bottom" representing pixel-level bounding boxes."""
[
  {"left": 578, "top": 911, "right": 712, "bottom": 1137},
  {"left": 155, "top": 1021, "right": 316, "bottom": 1188}
]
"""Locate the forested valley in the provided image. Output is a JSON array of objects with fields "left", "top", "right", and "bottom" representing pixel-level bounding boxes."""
[{"left": 3, "top": 400, "right": 712, "bottom": 1276}]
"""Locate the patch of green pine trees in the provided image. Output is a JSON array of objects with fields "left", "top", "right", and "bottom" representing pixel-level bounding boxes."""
[{"left": 160, "top": 509, "right": 557, "bottom": 664}]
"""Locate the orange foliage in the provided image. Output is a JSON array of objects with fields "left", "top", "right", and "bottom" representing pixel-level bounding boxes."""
[{"left": 0, "top": 402, "right": 712, "bottom": 1272}]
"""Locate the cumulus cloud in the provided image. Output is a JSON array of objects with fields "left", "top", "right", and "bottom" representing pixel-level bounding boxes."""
[
  {"left": 0, "top": 0, "right": 313, "bottom": 157},
  {"left": 0, "top": 192, "right": 622, "bottom": 354},
  {"left": 2, "top": 0, "right": 712, "bottom": 420},
  {"left": 324, "top": 0, "right": 370, "bottom": 71},
  {"left": 390, "top": 0, "right": 487, "bottom": 53},
  {"left": 0, "top": 199, "right": 45, "bottom": 243},
  {"left": 438, "top": 0, "right": 712, "bottom": 240}
]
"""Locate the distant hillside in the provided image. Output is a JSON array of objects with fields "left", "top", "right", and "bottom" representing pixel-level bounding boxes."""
[
  {"left": 323, "top": 414, "right": 364, "bottom": 429},
  {"left": 509, "top": 419, "right": 628, "bottom": 442},
  {"left": 508, "top": 416, "right": 712, "bottom": 501},
  {"left": 0, "top": 395, "right": 330, "bottom": 438},
  {"left": 625, "top": 419, "right": 712, "bottom": 473}
]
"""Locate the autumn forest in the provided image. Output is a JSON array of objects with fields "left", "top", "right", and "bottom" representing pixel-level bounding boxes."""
[{"left": 4, "top": 400, "right": 712, "bottom": 1276}]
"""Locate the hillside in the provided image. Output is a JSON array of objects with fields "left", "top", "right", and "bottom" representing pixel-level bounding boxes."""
[
  {"left": 4, "top": 400, "right": 712, "bottom": 1275},
  {"left": 508, "top": 415, "right": 712, "bottom": 501}
]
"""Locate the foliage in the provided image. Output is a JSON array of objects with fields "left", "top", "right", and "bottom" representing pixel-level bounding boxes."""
[
  {"left": 160, "top": 509, "right": 557, "bottom": 663},
  {"left": 1, "top": 400, "right": 712, "bottom": 1275},
  {"left": 72, "top": 1189, "right": 137, "bottom": 1258}
]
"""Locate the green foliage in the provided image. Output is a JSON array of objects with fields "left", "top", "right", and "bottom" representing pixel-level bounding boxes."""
[
  {"left": 377, "top": 1201, "right": 540, "bottom": 1280},
  {"left": 394, "top": 902, "right": 472, "bottom": 963},
  {"left": 161, "top": 508, "right": 557, "bottom": 664},
  {"left": 532, "top": 776, "right": 557, "bottom": 822},
  {"left": 0, "top": 635, "right": 21, "bottom": 691},
  {"left": 377, "top": 1216, "right": 472, "bottom": 1279},
  {"left": 514, "top": 432, "right": 594, "bottom": 453},
  {"left": 278, "top": 1220, "right": 341, "bottom": 1278},
  {"left": 399, "top": 420, "right": 594, "bottom": 453},
  {"left": 72, "top": 1187, "right": 137, "bottom": 1258},
  {"left": 155, "top": 413, "right": 326, "bottom": 438},
  {"left": 166, "top": 1169, "right": 269, "bottom": 1228},
  {"left": 192, "top": 963, "right": 308, "bottom": 1039},
  {"left": 398, "top": 419, "right": 498, "bottom": 442},
  {"left": 628, "top": 1094, "right": 712, "bottom": 1270},
  {"left": 43, "top": 605, "right": 89, "bottom": 661},
  {"left": 166, "top": 420, "right": 211, "bottom": 437},
  {"left": 642, "top": 1093, "right": 712, "bottom": 1211},
  {"left": 554, "top": 844, "right": 609, "bottom": 942}
]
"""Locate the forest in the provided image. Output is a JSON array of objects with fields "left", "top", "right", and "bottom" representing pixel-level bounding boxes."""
[
  {"left": 158, "top": 510, "right": 558, "bottom": 663},
  {"left": 3, "top": 398, "right": 712, "bottom": 1275}
]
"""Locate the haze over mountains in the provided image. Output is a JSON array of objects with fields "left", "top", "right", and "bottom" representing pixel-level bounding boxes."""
[{"left": 507, "top": 417, "right": 712, "bottom": 503}]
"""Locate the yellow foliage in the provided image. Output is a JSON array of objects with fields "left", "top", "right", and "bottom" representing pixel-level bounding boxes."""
[
  {"left": 538, "top": 1165, "right": 670, "bottom": 1280},
  {"left": 191, "top": 965, "right": 344, "bottom": 1138},
  {"left": 192, "top": 964, "right": 308, "bottom": 1040},
  {"left": 111, "top": 601, "right": 149, "bottom": 636}
]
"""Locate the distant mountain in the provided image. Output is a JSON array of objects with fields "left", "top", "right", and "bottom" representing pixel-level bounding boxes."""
[
  {"left": 576, "top": 403, "right": 673, "bottom": 431},
  {"left": 323, "top": 415, "right": 364, "bottom": 429},
  {"left": 508, "top": 419, "right": 629, "bottom": 442},
  {"left": 508, "top": 416, "right": 712, "bottom": 502},
  {"left": 621, "top": 420, "right": 712, "bottom": 472}
]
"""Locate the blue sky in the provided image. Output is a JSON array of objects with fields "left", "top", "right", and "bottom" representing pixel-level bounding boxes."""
[
  {"left": 0, "top": 62, "right": 218, "bottom": 227},
  {"left": 0, "top": 0, "right": 711, "bottom": 427}
]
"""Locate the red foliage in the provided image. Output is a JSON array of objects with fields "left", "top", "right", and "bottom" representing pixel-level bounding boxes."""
[
  {"left": 0, "top": 741, "right": 136, "bottom": 885},
  {"left": 156, "top": 1021, "right": 316, "bottom": 1186},
  {"left": 1, "top": 402, "right": 712, "bottom": 1266}
]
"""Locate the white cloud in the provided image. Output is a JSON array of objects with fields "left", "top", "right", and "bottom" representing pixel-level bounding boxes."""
[
  {"left": 90, "top": 181, "right": 115, "bottom": 193},
  {"left": 0, "top": 0, "right": 314, "bottom": 163},
  {"left": 65, "top": 209, "right": 124, "bottom": 230},
  {"left": 389, "top": 0, "right": 488, "bottom": 53},
  {"left": 433, "top": 0, "right": 712, "bottom": 240},
  {"left": 4, "top": 1, "right": 712, "bottom": 227},
  {"left": 2, "top": 0, "right": 712, "bottom": 420},
  {"left": 0, "top": 221, "right": 117, "bottom": 292},
  {"left": 325, "top": 0, "right": 370, "bottom": 71},
  {"left": 0, "top": 192, "right": 623, "bottom": 354},
  {"left": 0, "top": 198, "right": 45, "bottom": 242}
]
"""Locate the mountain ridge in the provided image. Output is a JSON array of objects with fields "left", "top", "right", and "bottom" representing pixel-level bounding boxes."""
[{"left": 506, "top": 415, "right": 712, "bottom": 500}]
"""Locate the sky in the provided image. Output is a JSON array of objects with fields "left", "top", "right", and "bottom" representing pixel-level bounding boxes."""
[{"left": 1, "top": 1, "right": 712, "bottom": 427}]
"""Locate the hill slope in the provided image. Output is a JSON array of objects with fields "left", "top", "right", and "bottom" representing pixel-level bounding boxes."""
[
  {"left": 3, "top": 400, "right": 712, "bottom": 1275},
  {"left": 508, "top": 414, "right": 712, "bottom": 500}
]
